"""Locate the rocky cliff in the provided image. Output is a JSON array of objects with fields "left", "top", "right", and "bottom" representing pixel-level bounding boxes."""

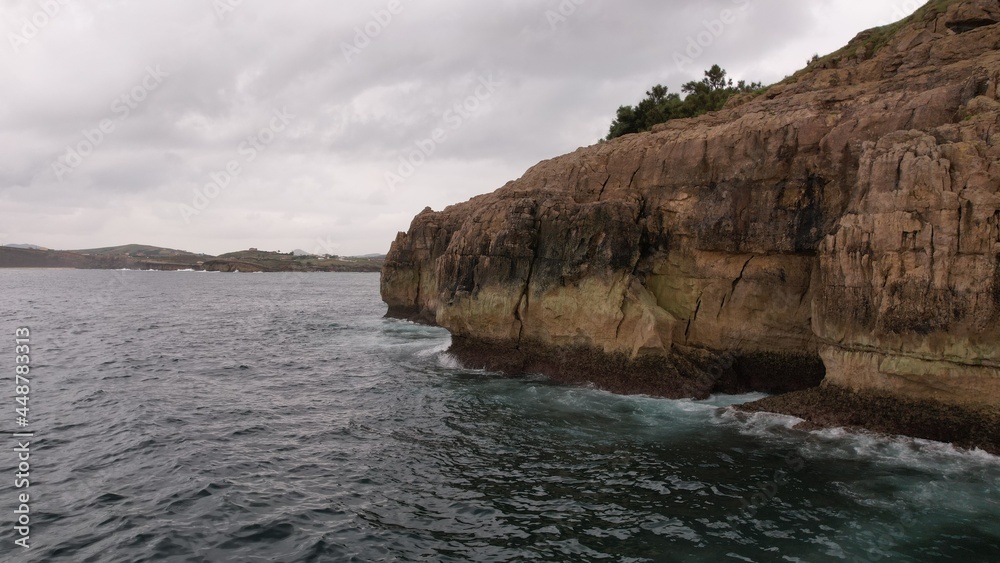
[{"left": 382, "top": 1, "right": 1000, "bottom": 416}]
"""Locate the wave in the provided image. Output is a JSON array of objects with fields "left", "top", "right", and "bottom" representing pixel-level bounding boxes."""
[
  {"left": 415, "top": 341, "right": 451, "bottom": 358},
  {"left": 714, "top": 403, "right": 1000, "bottom": 471},
  {"left": 382, "top": 313, "right": 998, "bottom": 475},
  {"left": 436, "top": 352, "right": 463, "bottom": 370},
  {"left": 797, "top": 425, "right": 1000, "bottom": 467}
]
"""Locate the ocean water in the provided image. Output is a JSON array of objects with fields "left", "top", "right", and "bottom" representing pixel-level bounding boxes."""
[{"left": 0, "top": 269, "right": 997, "bottom": 562}]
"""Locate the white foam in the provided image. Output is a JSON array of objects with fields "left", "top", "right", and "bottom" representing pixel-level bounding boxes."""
[
  {"left": 700, "top": 392, "right": 770, "bottom": 408},
  {"left": 705, "top": 399, "right": 1000, "bottom": 472},
  {"left": 796, "top": 426, "right": 1000, "bottom": 471},
  {"left": 716, "top": 407, "right": 805, "bottom": 435},
  {"left": 436, "top": 353, "right": 464, "bottom": 370},
  {"left": 415, "top": 341, "right": 451, "bottom": 358}
]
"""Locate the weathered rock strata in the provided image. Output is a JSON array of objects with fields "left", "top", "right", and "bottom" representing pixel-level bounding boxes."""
[{"left": 382, "top": 1, "right": 1000, "bottom": 410}]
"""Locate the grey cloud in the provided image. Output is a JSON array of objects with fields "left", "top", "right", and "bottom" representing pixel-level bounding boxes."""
[{"left": 0, "top": 0, "right": 916, "bottom": 255}]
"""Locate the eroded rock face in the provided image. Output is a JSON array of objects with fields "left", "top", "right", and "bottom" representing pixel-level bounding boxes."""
[
  {"left": 817, "top": 117, "right": 1000, "bottom": 405},
  {"left": 383, "top": 0, "right": 1000, "bottom": 405}
]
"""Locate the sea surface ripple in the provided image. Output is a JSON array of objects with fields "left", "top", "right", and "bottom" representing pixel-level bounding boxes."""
[{"left": 0, "top": 270, "right": 997, "bottom": 562}]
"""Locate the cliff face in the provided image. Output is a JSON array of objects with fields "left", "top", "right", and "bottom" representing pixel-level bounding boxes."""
[{"left": 382, "top": 1, "right": 1000, "bottom": 406}]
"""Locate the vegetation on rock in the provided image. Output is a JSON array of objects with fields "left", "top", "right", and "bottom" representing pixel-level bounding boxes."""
[
  {"left": 605, "top": 65, "right": 763, "bottom": 140},
  {"left": 384, "top": 0, "right": 1000, "bottom": 424}
]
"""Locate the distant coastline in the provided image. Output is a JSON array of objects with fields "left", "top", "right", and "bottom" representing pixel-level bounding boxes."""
[{"left": 0, "top": 244, "right": 384, "bottom": 273}]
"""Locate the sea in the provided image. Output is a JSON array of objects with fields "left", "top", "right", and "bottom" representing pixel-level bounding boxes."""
[{"left": 0, "top": 269, "right": 997, "bottom": 562}]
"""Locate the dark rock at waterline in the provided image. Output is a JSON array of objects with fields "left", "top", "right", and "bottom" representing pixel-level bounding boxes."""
[
  {"left": 738, "top": 386, "right": 1000, "bottom": 455},
  {"left": 382, "top": 0, "right": 1000, "bottom": 437},
  {"left": 449, "top": 337, "right": 826, "bottom": 399}
]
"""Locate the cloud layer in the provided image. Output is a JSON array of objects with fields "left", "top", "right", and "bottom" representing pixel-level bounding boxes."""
[{"left": 1, "top": 0, "right": 920, "bottom": 255}]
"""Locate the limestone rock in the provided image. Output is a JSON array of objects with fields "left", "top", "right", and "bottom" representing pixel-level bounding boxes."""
[{"left": 382, "top": 0, "right": 1000, "bottom": 406}]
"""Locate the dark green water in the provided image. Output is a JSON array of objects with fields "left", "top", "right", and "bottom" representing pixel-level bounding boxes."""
[{"left": 1, "top": 270, "right": 997, "bottom": 561}]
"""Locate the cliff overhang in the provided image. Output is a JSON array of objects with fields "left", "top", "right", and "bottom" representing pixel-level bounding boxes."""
[{"left": 381, "top": 0, "right": 1000, "bottom": 442}]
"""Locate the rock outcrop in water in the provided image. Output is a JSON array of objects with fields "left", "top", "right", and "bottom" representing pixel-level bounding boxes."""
[{"left": 382, "top": 1, "right": 1000, "bottom": 420}]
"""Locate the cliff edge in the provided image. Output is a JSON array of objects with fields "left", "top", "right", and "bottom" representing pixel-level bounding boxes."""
[{"left": 382, "top": 0, "right": 1000, "bottom": 434}]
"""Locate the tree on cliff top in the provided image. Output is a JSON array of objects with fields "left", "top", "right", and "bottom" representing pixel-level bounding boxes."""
[{"left": 606, "top": 65, "right": 763, "bottom": 140}]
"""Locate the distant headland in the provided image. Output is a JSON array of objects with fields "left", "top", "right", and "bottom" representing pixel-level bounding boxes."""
[{"left": 0, "top": 244, "right": 384, "bottom": 272}]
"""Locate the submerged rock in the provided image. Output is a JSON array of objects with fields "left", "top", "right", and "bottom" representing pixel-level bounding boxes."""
[{"left": 382, "top": 1, "right": 1000, "bottom": 419}]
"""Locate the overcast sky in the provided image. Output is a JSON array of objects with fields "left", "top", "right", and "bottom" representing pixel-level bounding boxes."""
[{"left": 1, "top": 0, "right": 921, "bottom": 255}]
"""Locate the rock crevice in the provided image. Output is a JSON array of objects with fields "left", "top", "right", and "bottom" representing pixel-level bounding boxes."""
[{"left": 382, "top": 0, "right": 1000, "bottom": 408}]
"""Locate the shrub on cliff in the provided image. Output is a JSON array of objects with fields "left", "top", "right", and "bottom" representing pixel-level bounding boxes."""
[{"left": 606, "top": 65, "right": 763, "bottom": 140}]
